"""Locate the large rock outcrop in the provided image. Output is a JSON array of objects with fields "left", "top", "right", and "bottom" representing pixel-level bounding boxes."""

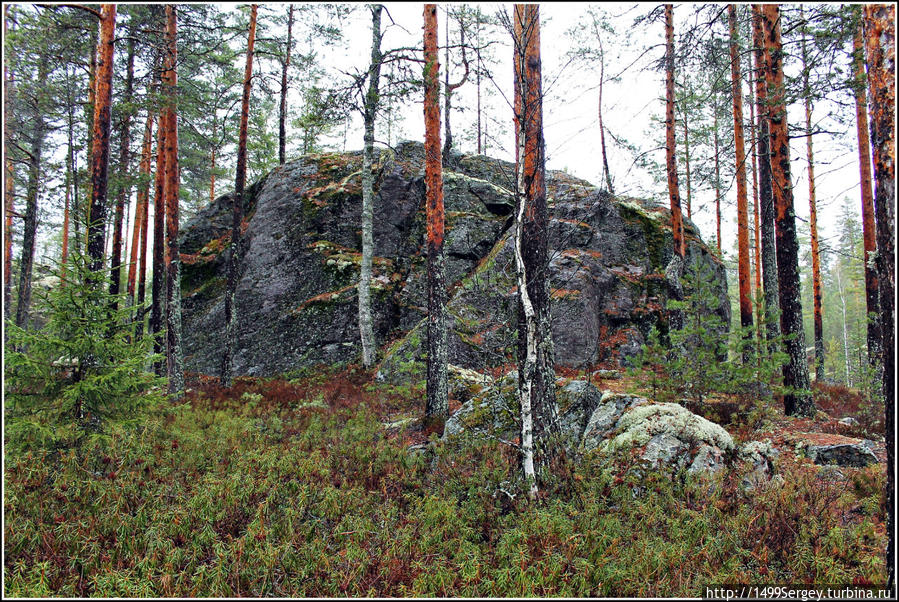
[{"left": 180, "top": 141, "right": 728, "bottom": 377}]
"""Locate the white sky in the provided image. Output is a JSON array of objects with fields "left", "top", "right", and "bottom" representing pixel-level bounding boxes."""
[{"left": 18, "top": 2, "right": 868, "bottom": 286}]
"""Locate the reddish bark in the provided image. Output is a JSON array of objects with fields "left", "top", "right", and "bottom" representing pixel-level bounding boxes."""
[
  {"left": 110, "top": 34, "right": 135, "bottom": 303},
  {"left": 664, "top": 4, "right": 685, "bottom": 259},
  {"left": 862, "top": 4, "right": 895, "bottom": 588},
  {"left": 163, "top": 5, "right": 184, "bottom": 396},
  {"left": 86, "top": 4, "right": 116, "bottom": 274},
  {"left": 853, "top": 17, "right": 881, "bottom": 367},
  {"left": 714, "top": 101, "right": 721, "bottom": 254},
  {"left": 423, "top": 4, "right": 448, "bottom": 428},
  {"left": 759, "top": 4, "right": 812, "bottom": 416},
  {"left": 514, "top": 3, "right": 559, "bottom": 463},
  {"left": 729, "top": 4, "right": 753, "bottom": 333},
  {"left": 128, "top": 113, "right": 153, "bottom": 300},
  {"left": 752, "top": 4, "right": 779, "bottom": 346}
]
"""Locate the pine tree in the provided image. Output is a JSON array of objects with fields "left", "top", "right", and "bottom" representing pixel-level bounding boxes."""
[
  {"left": 758, "top": 4, "right": 813, "bottom": 417},
  {"left": 221, "top": 3, "right": 257, "bottom": 387},
  {"left": 664, "top": 4, "right": 686, "bottom": 331},
  {"left": 423, "top": 4, "right": 448, "bottom": 431}
]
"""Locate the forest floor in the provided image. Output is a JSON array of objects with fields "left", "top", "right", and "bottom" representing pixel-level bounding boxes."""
[{"left": 3, "top": 365, "right": 889, "bottom": 597}]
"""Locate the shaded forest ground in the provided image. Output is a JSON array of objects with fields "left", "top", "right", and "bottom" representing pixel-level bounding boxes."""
[{"left": 4, "top": 366, "right": 888, "bottom": 597}]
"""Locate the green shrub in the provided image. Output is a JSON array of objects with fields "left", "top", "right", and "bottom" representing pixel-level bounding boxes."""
[{"left": 4, "top": 252, "right": 165, "bottom": 451}]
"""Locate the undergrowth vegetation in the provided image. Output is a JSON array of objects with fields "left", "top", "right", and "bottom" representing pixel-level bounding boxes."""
[{"left": 4, "top": 367, "right": 887, "bottom": 597}]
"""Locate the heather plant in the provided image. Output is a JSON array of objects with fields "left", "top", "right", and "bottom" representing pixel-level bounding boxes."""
[{"left": 4, "top": 252, "right": 165, "bottom": 452}]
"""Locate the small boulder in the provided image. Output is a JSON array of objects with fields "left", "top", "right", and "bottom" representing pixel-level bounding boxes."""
[
  {"left": 581, "top": 392, "right": 651, "bottom": 452},
  {"left": 806, "top": 443, "right": 877, "bottom": 468}
]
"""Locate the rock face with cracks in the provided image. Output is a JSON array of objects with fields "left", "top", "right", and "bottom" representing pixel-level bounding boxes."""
[{"left": 179, "top": 141, "right": 728, "bottom": 378}]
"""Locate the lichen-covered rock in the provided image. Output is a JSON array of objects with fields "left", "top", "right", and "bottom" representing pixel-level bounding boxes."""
[
  {"left": 600, "top": 402, "right": 735, "bottom": 455},
  {"left": 805, "top": 442, "right": 878, "bottom": 467},
  {"left": 581, "top": 392, "right": 651, "bottom": 452},
  {"left": 180, "top": 140, "right": 728, "bottom": 377}
]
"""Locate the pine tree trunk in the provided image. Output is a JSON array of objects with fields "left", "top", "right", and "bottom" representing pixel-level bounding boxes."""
[
  {"left": 799, "top": 9, "right": 824, "bottom": 381},
  {"left": 664, "top": 4, "right": 686, "bottom": 332},
  {"left": 852, "top": 16, "right": 881, "bottom": 371},
  {"left": 713, "top": 96, "right": 722, "bottom": 255},
  {"left": 514, "top": 5, "right": 559, "bottom": 492},
  {"left": 110, "top": 34, "right": 135, "bottom": 307},
  {"left": 3, "top": 5, "right": 13, "bottom": 319},
  {"left": 15, "top": 59, "right": 49, "bottom": 329},
  {"left": 749, "top": 43, "right": 763, "bottom": 343},
  {"left": 730, "top": 4, "right": 754, "bottom": 338},
  {"left": 423, "top": 4, "right": 448, "bottom": 431},
  {"left": 752, "top": 4, "right": 780, "bottom": 350},
  {"left": 87, "top": 5, "right": 116, "bottom": 274},
  {"left": 128, "top": 114, "right": 153, "bottom": 308},
  {"left": 862, "top": 4, "right": 895, "bottom": 589},
  {"left": 221, "top": 3, "right": 257, "bottom": 387},
  {"left": 759, "top": 4, "right": 813, "bottom": 417},
  {"left": 279, "top": 4, "right": 293, "bottom": 166},
  {"left": 682, "top": 107, "right": 691, "bottom": 219},
  {"left": 359, "top": 4, "right": 382, "bottom": 369},
  {"left": 443, "top": 17, "right": 469, "bottom": 160},
  {"left": 476, "top": 21, "right": 482, "bottom": 155},
  {"left": 150, "top": 108, "right": 167, "bottom": 375},
  {"left": 597, "top": 35, "right": 614, "bottom": 195},
  {"left": 209, "top": 118, "right": 217, "bottom": 204},
  {"left": 163, "top": 5, "right": 184, "bottom": 398}
]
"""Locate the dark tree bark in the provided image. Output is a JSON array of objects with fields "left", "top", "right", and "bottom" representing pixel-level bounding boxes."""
[
  {"left": 423, "top": 4, "right": 448, "bottom": 431},
  {"left": 109, "top": 33, "right": 135, "bottom": 306},
  {"left": 682, "top": 106, "right": 691, "bottom": 219},
  {"left": 664, "top": 4, "right": 686, "bottom": 331},
  {"left": 4, "top": 7, "right": 15, "bottom": 318},
  {"left": 729, "top": 4, "right": 753, "bottom": 337},
  {"left": 278, "top": 4, "right": 293, "bottom": 166},
  {"left": 759, "top": 4, "right": 813, "bottom": 417},
  {"left": 221, "top": 3, "right": 257, "bottom": 387},
  {"left": 852, "top": 14, "right": 881, "bottom": 371},
  {"left": 713, "top": 94, "right": 722, "bottom": 254},
  {"left": 513, "top": 5, "right": 559, "bottom": 498},
  {"left": 15, "top": 59, "right": 48, "bottom": 329},
  {"left": 749, "top": 40, "right": 763, "bottom": 342},
  {"left": 862, "top": 3, "right": 895, "bottom": 589},
  {"left": 752, "top": 4, "right": 780, "bottom": 349},
  {"left": 150, "top": 108, "right": 167, "bottom": 374},
  {"left": 86, "top": 4, "right": 116, "bottom": 274},
  {"left": 442, "top": 10, "right": 469, "bottom": 159}
]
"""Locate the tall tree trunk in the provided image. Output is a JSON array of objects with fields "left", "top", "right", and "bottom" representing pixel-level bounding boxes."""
[
  {"left": 863, "top": 4, "right": 895, "bottom": 589},
  {"left": 221, "top": 3, "right": 257, "bottom": 387},
  {"left": 128, "top": 114, "right": 153, "bottom": 311},
  {"left": 443, "top": 13, "right": 469, "bottom": 160},
  {"left": 730, "top": 4, "right": 753, "bottom": 338},
  {"left": 15, "top": 59, "right": 49, "bottom": 329},
  {"left": 682, "top": 105, "right": 691, "bottom": 219},
  {"left": 852, "top": 15, "right": 881, "bottom": 371},
  {"left": 110, "top": 33, "right": 135, "bottom": 305},
  {"left": 279, "top": 4, "right": 293, "bottom": 166},
  {"left": 163, "top": 5, "right": 184, "bottom": 397},
  {"left": 87, "top": 4, "right": 116, "bottom": 274},
  {"left": 752, "top": 4, "right": 780, "bottom": 350},
  {"left": 749, "top": 43, "right": 763, "bottom": 343},
  {"left": 593, "top": 24, "right": 614, "bottom": 195},
  {"left": 713, "top": 95, "right": 722, "bottom": 254},
  {"left": 150, "top": 109, "right": 167, "bottom": 375},
  {"left": 664, "top": 4, "right": 686, "bottom": 332},
  {"left": 799, "top": 7, "right": 824, "bottom": 381},
  {"left": 759, "top": 4, "right": 813, "bottom": 417},
  {"left": 836, "top": 268, "right": 852, "bottom": 385},
  {"left": 476, "top": 17, "right": 482, "bottom": 155},
  {"left": 423, "top": 4, "right": 448, "bottom": 431},
  {"left": 514, "top": 5, "right": 559, "bottom": 497},
  {"left": 358, "top": 4, "right": 382, "bottom": 369},
  {"left": 209, "top": 118, "right": 217, "bottom": 204},
  {"left": 4, "top": 7, "right": 16, "bottom": 319}
]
